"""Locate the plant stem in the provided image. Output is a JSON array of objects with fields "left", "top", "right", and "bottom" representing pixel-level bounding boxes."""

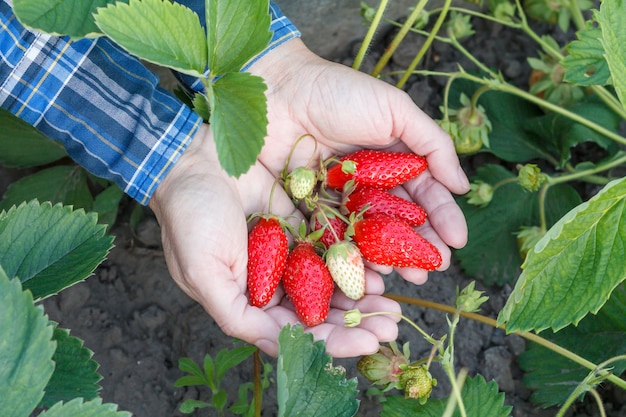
[
  {"left": 537, "top": 183, "right": 549, "bottom": 233},
  {"left": 443, "top": 313, "right": 468, "bottom": 417},
  {"left": 396, "top": 0, "right": 452, "bottom": 88},
  {"left": 548, "top": 152, "right": 626, "bottom": 186},
  {"left": 442, "top": 368, "right": 468, "bottom": 417},
  {"left": 567, "top": 0, "right": 587, "bottom": 31},
  {"left": 358, "top": 311, "right": 439, "bottom": 344},
  {"left": 253, "top": 349, "right": 262, "bottom": 417},
  {"left": 353, "top": 0, "right": 389, "bottom": 71},
  {"left": 384, "top": 294, "right": 626, "bottom": 391},
  {"left": 372, "top": 0, "right": 430, "bottom": 78}
]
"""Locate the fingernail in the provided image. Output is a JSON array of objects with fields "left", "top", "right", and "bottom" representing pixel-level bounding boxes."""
[{"left": 458, "top": 166, "right": 470, "bottom": 192}]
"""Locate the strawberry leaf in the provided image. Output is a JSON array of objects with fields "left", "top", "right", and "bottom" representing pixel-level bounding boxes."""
[
  {"left": 0, "top": 166, "right": 94, "bottom": 212},
  {"left": 0, "top": 201, "right": 113, "bottom": 300},
  {"left": 94, "top": 0, "right": 207, "bottom": 76},
  {"left": 562, "top": 23, "right": 610, "bottom": 86},
  {"left": 380, "top": 375, "right": 512, "bottom": 417},
  {"left": 205, "top": 0, "right": 272, "bottom": 75},
  {"left": 0, "top": 109, "right": 67, "bottom": 168},
  {"left": 498, "top": 177, "right": 626, "bottom": 333},
  {"left": 524, "top": 96, "right": 621, "bottom": 168},
  {"left": 0, "top": 271, "right": 55, "bottom": 417},
  {"left": 518, "top": 284, "right": 626, "bottom": 407},
  {"left": 595, "top": 0, "right": 626, "bottom": 110},
  {"left": 455, "top": 164, "right": 581, "bottom": 285},
  {"left": 12, "top": 0, "right": 120, "bottom": 38},
  {"left": 40, "top": 327, "right": 102, "bottom": 408},
  {"left": 277, "top": 324, "right": 359, "bottom": 417},
  {"left": 210, "top": 72, "right": 268, "bottom": 177},
  {"left": 37, "top": 398, "right": 130, "bottom": 417}
]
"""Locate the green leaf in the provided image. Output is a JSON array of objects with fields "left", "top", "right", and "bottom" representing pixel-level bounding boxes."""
[
  {"left": 210, "top": 72, "right": 268, "bottom": 177},
  {"left": 277, "top": 324, "right": 359, "bottom": 417},
  {"left": 380, "top": 376, "right": 512, "bottom": 417},
  {"left": 212, "top": 389, "right": 228, "bottom": 411},
  {"left": 38, "top": 398, "right": 131, "bottom": 417},
  {"left": 519, "top": 284, "right": 626, "bottom": 407},
  {"left": 524, "top": 96, "right": 621, "bottom": 168},
  {"left": 94, "top": 0, "right": 207, "bottom": 76},
  {"left": 563, "top": 23, "right": 611, "bottom": 86},
  {"left": 203, "top": 353, "right": 216, "bottom": 390},
  {"left": 0, "top": 165, "right": 94, "bottom": 212},
  {"left": 0, "top": 109, "right": 67, "bottom": 168},
  {"left": 595, "top": 0, "right": 626, "bottom": 110},
  {"left": 0, "top": 200, "right": 113, "bottom": 299},
  {"left": 92, "top": 184, "right": 124, "bottom": 231},
  {"left": 40, "top": 327, "right": 103, "bottom": 408},
  {"left": 0, "top": 272, "right": 55, "bottom": 417},
  {"left": 455, "top": 164, "right": 581, "bottom": 285},
  {"left": 215, "top": 345, "right": 256, "bottom": 383},
  {"left": 498, "top": 177, "right": 626, "bottom": 332},
  {"left": 179, "top": 399, "right": 211, "bottom": 414},
  {"left": 206, "top": 0, "right": 272, "bottom": 75},
  {"left": 192, "top": 93, "right": 211, "bottom": 121},
  {"left": 12, "top": 0, "right": 119, "bottom": 38},
  {"left": 174, "top": 356, "right": 210, "bottom": 387}
]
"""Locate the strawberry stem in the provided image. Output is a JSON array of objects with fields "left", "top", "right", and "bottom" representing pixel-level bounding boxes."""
[{"left": 384, "top": 294, "right": 626, "bottom": 392}]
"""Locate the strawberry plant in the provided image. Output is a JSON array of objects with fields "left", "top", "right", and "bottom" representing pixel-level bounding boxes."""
[{"left": 0, "top": 200, "right": 127, "bottom": 416}]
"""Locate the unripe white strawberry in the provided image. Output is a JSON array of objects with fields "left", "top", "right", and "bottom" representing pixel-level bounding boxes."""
[
  {"left": 288, "top": 167, "right": 317, "bottom": 200},
  {"left": 325, "top": 241, "right": 365, "bottom": 300}
]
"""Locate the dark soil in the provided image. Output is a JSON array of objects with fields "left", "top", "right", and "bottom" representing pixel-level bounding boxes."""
[{"left": 4, "top": 2, "right": 624, "bottom": 417}]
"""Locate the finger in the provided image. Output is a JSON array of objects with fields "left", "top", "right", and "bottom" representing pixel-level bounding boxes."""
[
  {"left": 401, "top": 173, "right": 468, "bottom": 250},
  {"left": 391, "top": 92, "right": 470, "bottom": 195}
]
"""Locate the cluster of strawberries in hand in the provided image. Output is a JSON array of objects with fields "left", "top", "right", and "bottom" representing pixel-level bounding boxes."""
[{"left": 246, "top": 147, "right": 442, "bottom": 327}]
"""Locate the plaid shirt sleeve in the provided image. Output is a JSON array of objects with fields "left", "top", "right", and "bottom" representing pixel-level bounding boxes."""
[{"left": 0, "top": 0, "right": 300, "bottom": 205}]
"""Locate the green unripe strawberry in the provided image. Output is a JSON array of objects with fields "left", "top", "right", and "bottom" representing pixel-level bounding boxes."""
[
  {"left": 288, "top": 167, "right": 317, "bottom": 200},
  {"left": 398, "top": 364, "right": 437, "bottom": 403},
  {"left": 325, "top": 241, "right": 365, "bottom": 300}
]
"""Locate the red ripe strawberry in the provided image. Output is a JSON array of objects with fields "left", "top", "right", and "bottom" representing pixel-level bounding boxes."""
[
  {"left": 344, "top": 187, "right": 427, "bottom": 226},
  {"left": 282, "top": 241, "right": 335, "bottom": 326},
  {"left": 247, "top": 217, "right": 289, "bottom": 307},
  {"left": 325, "top": 150, "right": 428, "bottom": 191},
  {"left": 312, "top": 214, "right": 348, "bottom": 249},
  {"left": 352, "top": 214, "right": 442, "bottom": 270}
]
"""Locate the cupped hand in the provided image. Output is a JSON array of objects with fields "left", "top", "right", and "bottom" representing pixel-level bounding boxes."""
[
  {"left": 150, "top": 124, "right": 402, "bottom": 358},
  {"left": 151, "top": 38, "right": 470, "bottom": 359}
]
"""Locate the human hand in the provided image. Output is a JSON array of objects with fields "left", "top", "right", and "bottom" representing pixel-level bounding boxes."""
[
  {"left": 150, "top": 124, "right": 402, "bottom": 358},
  {"left": 248, "top": 38, "right": 471, "bottom": 284},
  {"left": 151, "top": 38, "right": 470, "bottom": 359}
]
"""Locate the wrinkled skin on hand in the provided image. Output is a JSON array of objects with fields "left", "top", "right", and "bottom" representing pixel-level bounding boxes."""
[{"left": 149, "top": 39, "right": 470, "bottom": 358}]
